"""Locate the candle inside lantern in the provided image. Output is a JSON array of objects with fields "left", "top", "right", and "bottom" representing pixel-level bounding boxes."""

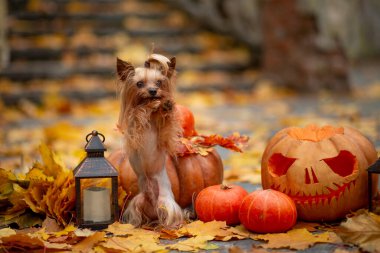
[{"left": 83, "top": 187, "right": 111, "bottom": 222}]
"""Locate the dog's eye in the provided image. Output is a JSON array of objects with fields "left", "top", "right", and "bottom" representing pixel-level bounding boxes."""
[
  {"left": 136, "top": 81, "right": 144, "bottom": 88},
  {"left": 156, "top": 80, "right": 162, "bottom": 87}
]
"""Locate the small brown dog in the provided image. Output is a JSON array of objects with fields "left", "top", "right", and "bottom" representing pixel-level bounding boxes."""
[{"left": 116, "top": 54, "right": 183, "bottom": 227}]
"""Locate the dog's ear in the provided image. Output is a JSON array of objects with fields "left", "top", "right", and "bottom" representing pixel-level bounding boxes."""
[
  {"left": 117, "top": 58, "right": 135, "bottom": 81},
  {"left": 167, "top": 57, "right": 176, "bottom": 78}
]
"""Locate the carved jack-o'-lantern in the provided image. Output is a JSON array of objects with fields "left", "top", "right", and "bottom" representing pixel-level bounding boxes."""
[{"left": 261, "top": 125, "right": 378, "bottom": 221}]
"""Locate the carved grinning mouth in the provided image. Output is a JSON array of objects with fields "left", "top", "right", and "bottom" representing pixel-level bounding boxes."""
[{"left": 270, "top": 180, "right": 356, "bottom": 205}]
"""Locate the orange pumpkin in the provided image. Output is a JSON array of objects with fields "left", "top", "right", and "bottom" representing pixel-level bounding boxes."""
[
  {"left": 175, "top": 104, "right": 198, "bottom": 137},
  {"left": 261, "top": 124, "right": 378, "bottom": 221},
  {"left": 109, "top": 149, "right": 224, "bottom": 208},
  {"left": 195, "top": 184, "right": 248, "bottom": 225},
  {"left": 239, "top": 189, "right": 297, "bottom": 233}
]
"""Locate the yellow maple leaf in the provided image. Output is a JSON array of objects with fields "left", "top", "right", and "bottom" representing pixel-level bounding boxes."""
[
  {"left": 39, "top": 143, "right": 67, "bottom": 177},
  {"left": 53, "top": 223, "right": 76, "bottom": 237},
  {"left": 101, "top": 235, "right": 167, "bottom": 253},
  {"left": 254, "top": 228, "right": 341, "bottom": 250},
  {"left": 72, "top": 231, "right": 106, "bottom": 253},
  {"left": 168, "top": 235, "right": 217, "bottom": 252},
  {"left": 26, "top": 167, "right": 55, "bottom": 183},
  {"left": 107, "top": 222, "right": 162, "bottom": 240},
  {"left": 106, "top": 222, "right": 137, "bottom": 236},
  {"left": 32, "top": 227, "right": 51, "bottom": 241},
  {"left": 24, "top": 186, "right": 44, "bottom": 213},
  {"left": 179, "top": 220, "right": 231, "bottom": 239}
]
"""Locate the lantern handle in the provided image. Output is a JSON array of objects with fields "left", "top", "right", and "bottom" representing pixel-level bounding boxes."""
[{"left": 86, "top": 130, "right": 105, "bottom": 143}]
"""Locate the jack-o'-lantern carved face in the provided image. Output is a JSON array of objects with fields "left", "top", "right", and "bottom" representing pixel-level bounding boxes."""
[{"left": 261, "top": 125, "right": 378, "bottom": 221}]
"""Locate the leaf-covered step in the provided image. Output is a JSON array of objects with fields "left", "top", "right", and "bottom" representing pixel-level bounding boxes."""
[
  {"left": 10, "top": 47, "right": 119, "bottom": 61},
  {"left": 0, "top": 62, "right": 114, "bottom": 80},
  {"left": 0, "top": 89, "right": 115, "bottom": 106},
  {"left": 10, "top": 48, "right": 63, "bottom": 61}
]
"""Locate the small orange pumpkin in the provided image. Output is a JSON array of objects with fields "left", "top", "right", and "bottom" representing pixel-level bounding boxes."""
[
  {"left": 175, "top": 104, "right": 198, "bottom": 137},
  {"left": 195, "top": 184, "right": 248, "bottom": 225},
  {"left": 261, "top": 124, "right": 378, "bottom": 221},
  {"left": 239, "top": 189, "right": 297, "bottom": 233},
  {"left": 109, "top": 149, "right": 224, "bottom": 208}
]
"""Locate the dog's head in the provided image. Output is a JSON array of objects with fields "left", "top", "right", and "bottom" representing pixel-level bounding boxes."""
[{"left": 117, "top": 55, "right": 176, "bottom": 105}]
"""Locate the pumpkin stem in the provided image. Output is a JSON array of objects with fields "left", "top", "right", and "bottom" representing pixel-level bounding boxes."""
[{"left": 220, "top": 184, "right": 232, "bottom": 190}]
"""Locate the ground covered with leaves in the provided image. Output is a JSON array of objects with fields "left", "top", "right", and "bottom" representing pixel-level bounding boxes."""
[{"left": 1, "top": 80, "right": 380, "bottom": 252}]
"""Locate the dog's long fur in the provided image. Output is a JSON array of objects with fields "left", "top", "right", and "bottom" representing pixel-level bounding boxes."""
[{"left": 116, "top": 54, "right": 183, "bottom": 227}]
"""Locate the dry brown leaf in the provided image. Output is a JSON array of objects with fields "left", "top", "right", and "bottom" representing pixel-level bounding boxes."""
[
  {"left": 178, "top": 133, "right": 249, "bottom": 156},
  {"left": 0, "top": 233, "right": 45, "bottom": 250},
  {"left": 337, "top": 210, "right": 380, "bottom": 253},
  {"left": 1, "top": 225, "right": 73, "bottom": 251},
  {"left": 42, "top": 216, "right": 63, "bottom": 233},
  {"left": 254, "top": 228, "right": 341, "bottom": 250}
]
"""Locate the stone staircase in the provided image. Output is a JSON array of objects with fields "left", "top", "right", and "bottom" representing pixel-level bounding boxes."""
[{"left": 1, "top": 0, "right": 257, "bottom": 105}]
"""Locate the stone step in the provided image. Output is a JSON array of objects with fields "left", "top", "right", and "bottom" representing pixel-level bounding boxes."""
[
  {"left": 2, "top": 0, "right": 257, "bottom": 100},
  {"left": 9, "top": 43, "right": 205, "bottom": 61},
  {"left": 0, "top": 89, "right": 115, "bottom": 106},
  {"left": 1, "top": 58, "right": 252, "bottom": 81},
  {"left": 0, "top": 75, "right": 257, "bottom": 106}
]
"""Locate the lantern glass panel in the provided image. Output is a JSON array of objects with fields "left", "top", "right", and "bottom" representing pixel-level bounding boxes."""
[{"left": 80, "top": 178, "right": 112, "bottom": 223}]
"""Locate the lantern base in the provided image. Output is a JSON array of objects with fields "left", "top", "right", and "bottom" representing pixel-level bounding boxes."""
[{"left": 78, "top": 221, "right": 112, "bottom": 231}]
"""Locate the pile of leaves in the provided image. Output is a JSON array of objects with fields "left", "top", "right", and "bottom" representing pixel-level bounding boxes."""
[
  {"left": 0, "top": 219, "right": 344, "bottom": 252},
  {"left": 0, "top": 144, "right": 131, "bottom": 229},
  {"left": 2, "top": 212, "right": 379, "bottom": 252},
  {"left": 0, "top": 144, "right": 76, "bottom": 228}
]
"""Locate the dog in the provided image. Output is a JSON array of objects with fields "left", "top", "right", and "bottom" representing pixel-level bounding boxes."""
[{"left": 116, "top": 54, "right": 184, "bottom": 227}]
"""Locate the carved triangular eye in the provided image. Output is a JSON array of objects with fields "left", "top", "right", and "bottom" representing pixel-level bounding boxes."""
[
  {"left": 322, "top": 150, "right": 357, "bottom": 177},
  {"left": 268, "top": 153, "right": 297, "bottom": 177}
]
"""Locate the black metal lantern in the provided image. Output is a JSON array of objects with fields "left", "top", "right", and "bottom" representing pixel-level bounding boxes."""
[
  {"left": 368, "top": 158, "right": 380, "bottom": 212},
  {"left": 74, "top": 130, "right": 118, "bottom": 230}
]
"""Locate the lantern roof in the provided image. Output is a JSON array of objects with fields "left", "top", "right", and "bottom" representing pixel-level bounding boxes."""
[
  {"left": 85, "top": 130, "right": 106, "bottom": 153},
  {"left": 368, "top": 158, "right": 380, "bottom": 173},
  {"left": 74, "top": 157, "right": 118, "bottom": 178}
]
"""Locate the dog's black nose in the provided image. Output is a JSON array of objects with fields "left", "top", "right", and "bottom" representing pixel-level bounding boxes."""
[{"left": 149, "top": 88, "right": 157, "bottom": 96}]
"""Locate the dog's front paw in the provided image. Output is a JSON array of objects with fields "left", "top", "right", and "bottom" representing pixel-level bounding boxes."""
[
  {"left": 148, "top": 100, "right": 161, "bottom": 111},
  {"left": 162, "top": 100, "right": 173, "bottom": 112}
]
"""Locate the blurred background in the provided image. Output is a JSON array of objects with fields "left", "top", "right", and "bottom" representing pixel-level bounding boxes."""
[{"left": 0, "top": 0, "right": 379, "bottom": 176}]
